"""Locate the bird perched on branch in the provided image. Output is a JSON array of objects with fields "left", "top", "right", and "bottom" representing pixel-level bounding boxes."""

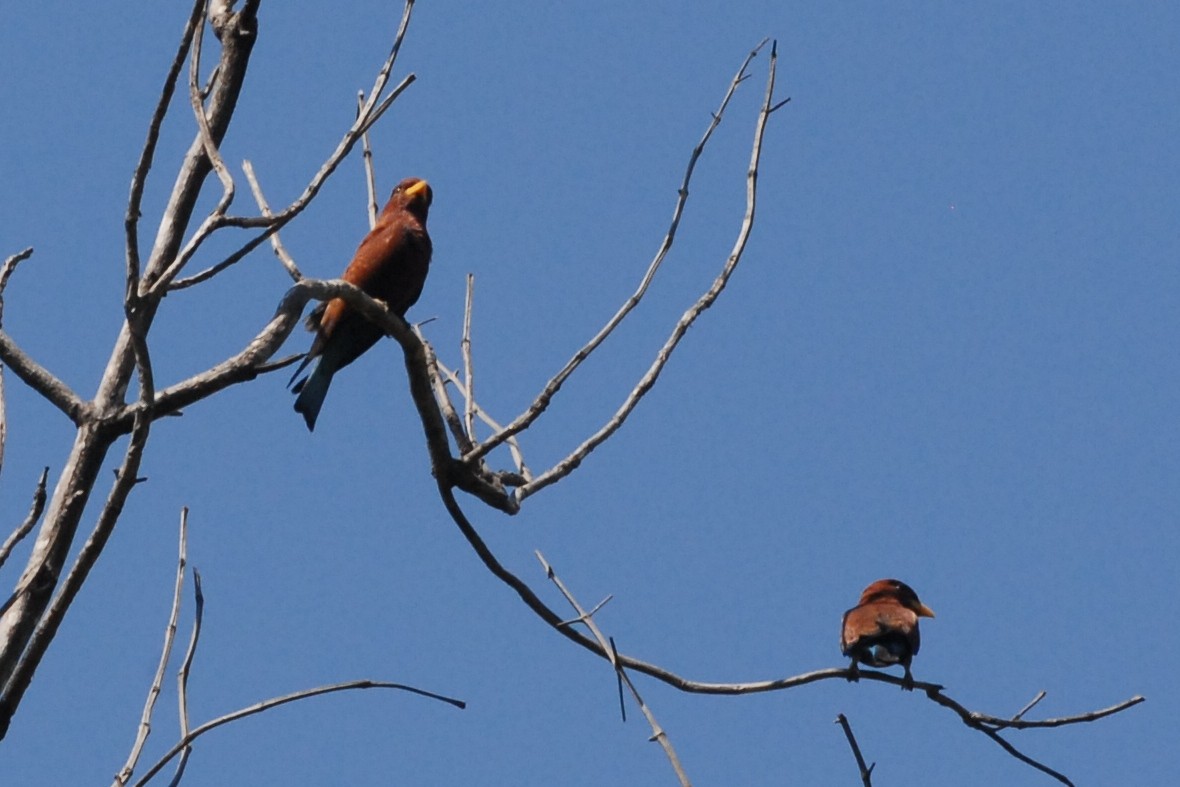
[
  {"left": 840, "top": 578, "right": 935, "bottom": 690},
  {"left": 290, "top": 177, "right": 433, "bottom": 431}
]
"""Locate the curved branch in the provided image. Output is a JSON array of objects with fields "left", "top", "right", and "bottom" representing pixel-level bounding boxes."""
[
  {"left": 0, "top": 247, "right": 36, "bottom": 319},
  {"left": 465, "top": 40, "right": 769, "bottom": 465},
  {"left": 0, "top": 469, "right": 49, "bottom": 575},
  {"left": 131, "top": 679, "right": 465, "bottom": 787},
  {"left": 516, "top": 40, "right": 785, "bottom": 502},
  {"left": 436, "top": 478, "right": 1142, "bottom": 786},
  {"left": 114, "top": 509, "right": 189, "bottom": 787},
  {"left": 537, "top": 552, "right": 690, "bottom": 785}
]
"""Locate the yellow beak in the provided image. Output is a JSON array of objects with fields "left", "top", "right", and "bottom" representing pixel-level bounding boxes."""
[{"left": 404, "top": 179, "right": 430, "bottom": 199}]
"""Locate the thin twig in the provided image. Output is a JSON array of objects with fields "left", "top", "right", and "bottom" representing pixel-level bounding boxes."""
[
  {"left": 0, "top": 469, "right": 50, "bottom": 573},
  {"left": 124, "top": 0, "right": 205, "bottom": 294},
  {"left": 465, "top": 40, "right": 769, "bottom": 465},
  {"left": 558, "top": 594, "right": 613, "bottom": 628},
  {"left": 358, "top": 91, "right": 379, "bottom": 227},
  {"left": 132, "top": 679, "right": 465, "bottom": 787},
  {"left": 0, "top": 248, "right": 90, "bottom": 425},
  {"left": 1013, "top": 690, "right": 1048, "bottom": 722},
  {"left": 0, "top": 247, "right": 36, "bottom": 320},
  {"left": 461, "top": 274, "right": 476, "bottom": 441},
  {"left": 114, "top": 509, "right": 189, "bottom": 787},
  {"left": 515, "top": 41, "right": 786, "bottom": 502},
  {"left": 171, "top": 568, "right": 204, "bottom": 787},
  {"left": 430, "top": 356, "right": 529, "bottom": 480},
  {"left": 0, "top": 247, "right": 37, "bottom": 476},
  {"left": 414, "top": 329, "right": 474, "bottom": 454},
  {"left": 144, "top": 9, "right": 241, "bottom": 296},
  {"left": 536, "top": 551, "right": 691, "bottom": 787},
  {"left": 835, "top": 714, "right": 874, "bottom": 786},
  {"left": 0, "top": 366, "right": 5, "bottom": 477},
  {"left": 241, "top": 160, "right": 302, "bottom": 280}
]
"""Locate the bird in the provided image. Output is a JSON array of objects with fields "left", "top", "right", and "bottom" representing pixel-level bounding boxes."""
[
  {"left": 840, "top": 578, "right": 935, "bottom": 690},
  {"left": 289, "top": 177, "right": 433, "bottom": 431}
]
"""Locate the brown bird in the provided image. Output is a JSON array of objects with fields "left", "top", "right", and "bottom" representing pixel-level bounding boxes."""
[
  {"left": 840, "top": 579, "right": 935, "bottom": 690},
  {"left": 290, "top": 177, "right": 433, "bottom": 431}
]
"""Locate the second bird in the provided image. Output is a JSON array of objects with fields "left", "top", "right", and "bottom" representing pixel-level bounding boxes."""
[
  {"left": 840, "top": 578, "right": 935, "bottom": 690},
  {"left": 290, "top": 177, "right": 433, "bottom": 431}
]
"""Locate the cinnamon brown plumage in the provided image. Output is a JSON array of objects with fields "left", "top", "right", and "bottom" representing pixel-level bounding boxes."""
[
  {"left": 840, "top": 579, "right": 935, "bottom": 690},
  {"left": 290, "top": 177, "right": 433, "bottom": 431}
]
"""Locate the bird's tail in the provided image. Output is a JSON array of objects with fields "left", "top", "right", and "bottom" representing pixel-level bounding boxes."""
[{"left": 292, "top": 360, "right": 333, "bottom": 432}]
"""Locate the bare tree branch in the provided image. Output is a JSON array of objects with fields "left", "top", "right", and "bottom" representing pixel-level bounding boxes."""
[
  {"left": 835, "top": 714, "right": 874, "bottom": 787},
  {"left": 124, "top": 0, "right": 206, "bottom": 294},
  {"left": 427, "top": 351, "right": 530, "bottom": 480},
  {"left": 1013, "top": 690, "right": 1048, "bottom": 722},
  {"left": 434, "top": 476, "right": 1142, "bottom": 785},
  {"left": 0, "top": 0, "right": 266, "bottom": 708},
  {"left": 140, "top": 8, "right": 243, "bottom": 296},
  {"left": 132, "top": 680, "right": 465, "bottom": 787},
  {"left": 171, "top": 569, "right": 204, "bottom": 787},
  {"left": 536, "top": 552, "right": 691, "bottom": 787},
  {"left": 0, "top": 409, "right": 153, "bottom": 732},
  {"left": 0, "top": 333, "right": 91, "bottom": 425},
  {"left": 461, "top": 274, "right": 476, "bottom": 442},
  {"left": 0, "top": 366, "right": 5, "bottom": 478},
  {"left": 114, "top": 509, "right": 189, "bottom": 787},
  {"left": 0, "top": 469, "right": 49, "bottom": 574},
  {"left": 0, "top": 247, "right": 35, "bottom": 477},
  {"left": 241, "top": 160, "right": 302, "bottom": 281},
  {"left": 166, "top": 0, "right": 418, "bottom": 294},
  {"left": 0, "top": 247, "right": 36, "bottom": 319},
  {"left": 0, "top": 247, "right": 91, "bottom": 424},
  {"left": 465, "top": 40, "right": 769, "bottom": 466},
  {"left": 514, "top": 40, "right": 785, "bottom": 502},
  {"left": 165, "top": 70, "right": 416, "bottom": 292},
  {"left": 414, "top": 328, "right": 474, "bottom": 455},
  {"left": 357, "top": 91, "right": 379, "bottom": 227}
]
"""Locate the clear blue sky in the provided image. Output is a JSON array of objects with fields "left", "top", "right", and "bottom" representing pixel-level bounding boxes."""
[{"left": 1, "top": 3, "right": 1175, "bottom": 785}]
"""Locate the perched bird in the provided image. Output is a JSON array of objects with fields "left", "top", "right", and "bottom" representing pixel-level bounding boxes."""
[
  {"left": 840, "top": 578, "right": 935, "bottom": 690},
  {"left": 289, "top": 177, "right": 433, "bottom": 431}
]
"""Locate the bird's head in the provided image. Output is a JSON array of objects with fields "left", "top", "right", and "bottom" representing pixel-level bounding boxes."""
[
  {"left": 858, "top": 578, "right": 935, "bottom": 618},
  {"left": 389, "top": 177, "right": 433, "bottom": 221}
]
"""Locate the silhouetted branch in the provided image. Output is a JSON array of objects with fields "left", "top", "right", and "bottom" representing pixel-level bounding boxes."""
[
  {"left": 466, "top": 40, "right": 771, "bottom": 467},
  {"left": 357, "top": 91, "right": 379, "bottom": 226},
  {"left": 434, "top": 478, "right": 1142, "bottom": 786},
  {"left": 536, "top": 551, "right": 690, "bottom": 786},
  {"left": 835, "top": 714, "right": 874, "bottom": 786},
  {"left": 0, "top": 468, "right": 49, "bottom": 574},
  {"left": 124, "top": 0, "right": 205, "bottom": 291},
  {"left": 114, "top": 509, "right": 189, "bottom": 787},
  {"left": 170, "top": 568, "right": 204, "bottom": 787},
  {"left": 131, "top": 680, "right": 464, "bottom": 787},
  {"left": 241, "top": 160, "right": 302, "bottom": 280},
  {"left": 515, "top": 40, "right": 784, "bottom": 502}
]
